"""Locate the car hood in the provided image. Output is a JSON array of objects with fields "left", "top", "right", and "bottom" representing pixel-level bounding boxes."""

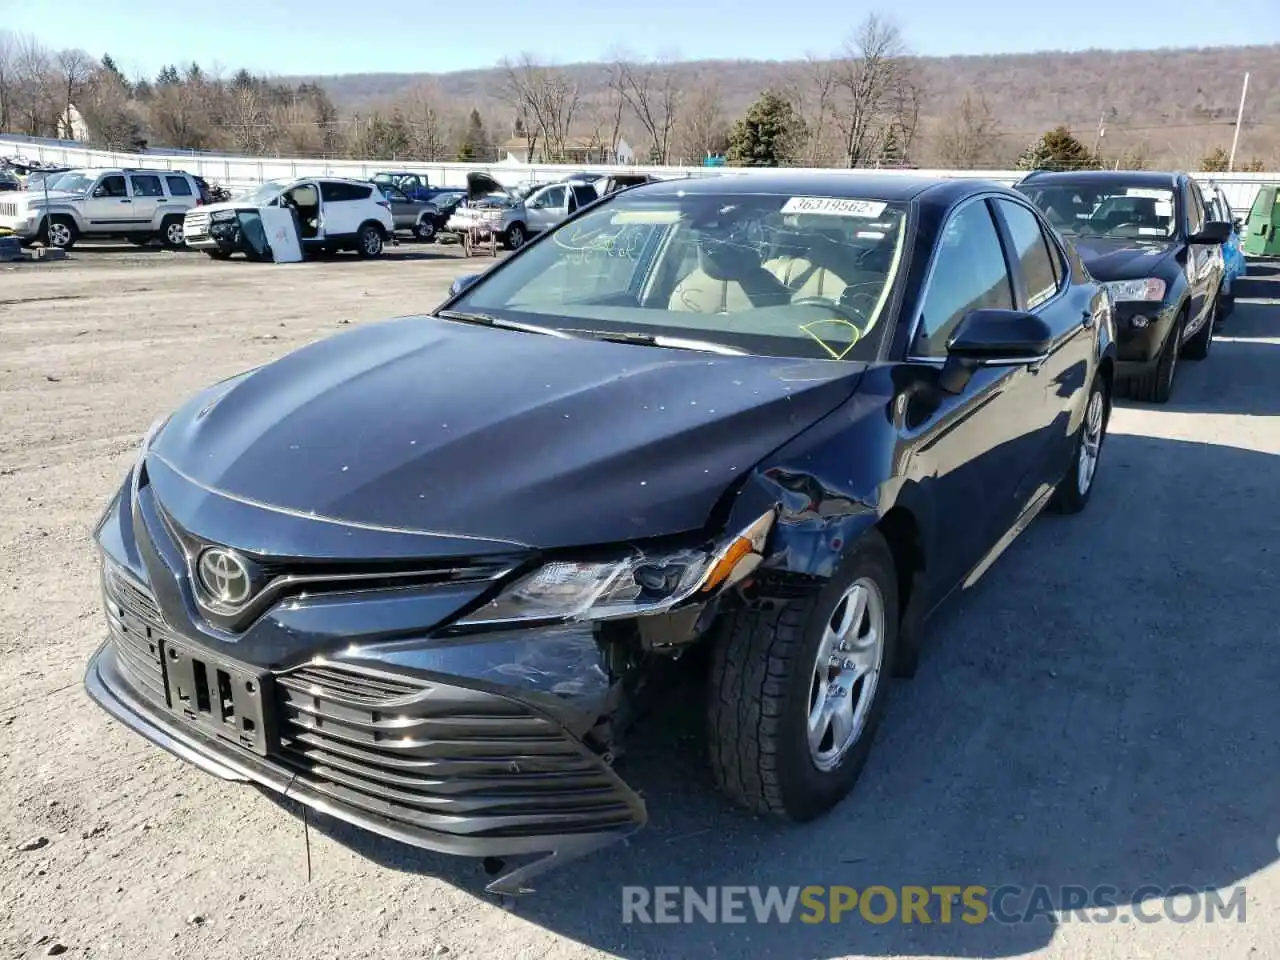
[
  {"left": 1068, "top": 235, "right": 1178, "bottom": 282},
  {"left": 149, "top": 317, "right": 864, "bottom": 549},
  {"left": 13, "top": 189, "right": 82, "bottom": 206}
]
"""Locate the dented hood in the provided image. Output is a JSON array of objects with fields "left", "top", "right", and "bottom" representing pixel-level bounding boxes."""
[{"left": 148, "top": 317, "right": 863, "bottom": 549}]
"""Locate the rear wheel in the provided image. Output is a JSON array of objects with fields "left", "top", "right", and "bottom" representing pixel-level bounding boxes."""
[
  {"left": 159, "top": 216, "right": 185, "bottom": 249},
  {"left": 356, "top": 223, "right": 384, "bottom": 258},
  {"left": 43, "top": 216, "right": 78, "bottom": 250},
  {"left": 203, "top": 250, "right": 232, "bottom": 260},
  {"left": 1049, "top": 375, "right": 1109, "bottom": 514},
  {"left": 707, "top": 530, "right": 898, "bottom": 820},
  {"left": 1127, "top": 309, "right": 1183, "bottom": 404}
]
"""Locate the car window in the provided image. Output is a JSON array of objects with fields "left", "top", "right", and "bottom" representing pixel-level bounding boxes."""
[
  {"left": 536, "top": 186, "right": 567, "bottom": 208},
  {"left": 381, "top": 186, "right": 407, "bottom": 202},
  {"left": 129, "top": 174, "right": 164, "bottom": 198},
  {"left": 452, "top": 191, "right": 911, "bottom": 362},
  {"left": 320, "top": 181, "right": 371, "bottom": 203},
  {"left": 165, "top": 175, "right": 193, "bottom": 197},
  {"left": 1019, "top": 181, "right": 1178, "bottom": 241},
  {"left": 995, "top": 199, "right": 1060, "bottom": 309},
  {"left": 913, "top": 200, "right": 1014, "bottom": 358},
  {"left": 96, "top": 175, "right": 127, "bottom": 198},
  {"left": 1186, "top": 182, "right": 1205, "bottom": 235}
]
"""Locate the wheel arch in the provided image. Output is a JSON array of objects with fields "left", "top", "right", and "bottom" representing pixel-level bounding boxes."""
[{"left": 360, "top": 218, "right": 390, "bottom": 239}]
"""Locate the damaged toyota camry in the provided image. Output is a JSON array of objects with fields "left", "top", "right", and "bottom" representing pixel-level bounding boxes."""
[{"left": 86, "top": 173, "right": 1115, "bottom": 894}]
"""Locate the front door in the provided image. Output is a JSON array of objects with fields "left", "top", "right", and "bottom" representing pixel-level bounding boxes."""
[
  {"left": 382, "top": 186, "right": 416, "bottom": 229},
  {"left": 1183, "top": 180, "right": 1216, "bottom": 333},
  {"left": 83, "top": 173, "right": 132, "bottom": 228},
  {"left": 894, "top": 196, "right": 1048, "bottom": 594},
  {"left": 526, "top": 184, "right": 567, "bottom": 233}
]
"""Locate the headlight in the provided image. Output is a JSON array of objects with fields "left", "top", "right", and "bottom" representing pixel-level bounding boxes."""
[
  {"left": 458, "top": 511, "right": 775, "bottom": 626},
  {"left": 210, "top": 210, "right": 235, "bottom": 222},
  {"left": 1103, "top": 278, "right": 1166, "bottom": 302}
]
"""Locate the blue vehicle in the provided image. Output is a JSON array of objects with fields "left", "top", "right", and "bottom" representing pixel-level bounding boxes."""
[{"left": 1202, "top": 182, "right": 1247, "bottom": 317}]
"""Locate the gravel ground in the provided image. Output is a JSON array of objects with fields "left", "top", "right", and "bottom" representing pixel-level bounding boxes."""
[{"left": 1, "top": 244, "right": 1277, "bottom": 960}]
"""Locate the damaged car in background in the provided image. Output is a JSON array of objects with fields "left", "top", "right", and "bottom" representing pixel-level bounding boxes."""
[{"left": 85, "top": 172, "right": 1115, "bottom": 894}]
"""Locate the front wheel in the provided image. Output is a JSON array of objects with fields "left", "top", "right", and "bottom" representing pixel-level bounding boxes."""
[
  {"left": 1049, "top": 375, "right": 1109, "bottom": 514},
  {"left": 502, "top": 222, "right": 526, "bottom": 251},
  {"left": 1181, "top": 297, "right": 1215, "bottom": 361},
  {"left": 356, "top": 223, "right": 384, "bottom": 258},
  {"left": 1127, "top": 309, "right": 1183, "bottom": 404},
  {"left": 707, "top": 529, "right": 899, "bottom": 821},
  {"left": 43, "top": 216, "right": 78, "bottom": 250},
  {"left": 414, "top": 219, "right": 436, "bottom": 242}
]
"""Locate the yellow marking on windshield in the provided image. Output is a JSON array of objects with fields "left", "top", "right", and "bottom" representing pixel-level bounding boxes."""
[{"left": 799, "top": 319, "right": 861, "bottom": 360}]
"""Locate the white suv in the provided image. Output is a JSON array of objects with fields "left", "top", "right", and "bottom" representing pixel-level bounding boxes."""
[
  {"left": 185, "top": 177, "right": 395, "bottom": 259},
  {"left": 0, "top": 168, "right": 202, "bottom": 249}
]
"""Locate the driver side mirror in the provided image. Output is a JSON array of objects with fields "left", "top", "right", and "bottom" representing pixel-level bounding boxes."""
[
  {"left": 449, "top": 274, "right": 481, "bottom": 297},
  {"left": 1190, "top": 220, "right": 1231, "bottom": 245},
  {"left": 92, "top": 186, "right": 107, "bottom": 198},
  {"left": 939, "top": 308, "right": 1053, "bottom": 394}
]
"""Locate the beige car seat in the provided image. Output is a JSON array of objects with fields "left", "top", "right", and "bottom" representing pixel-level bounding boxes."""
[{"left": 668, "top": 240, "right": 793, "bottom": 314}]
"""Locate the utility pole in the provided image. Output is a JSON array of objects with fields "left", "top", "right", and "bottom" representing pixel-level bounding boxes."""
[{"left": 1227, "top": 72, "right": 1250, "bottom": 172}]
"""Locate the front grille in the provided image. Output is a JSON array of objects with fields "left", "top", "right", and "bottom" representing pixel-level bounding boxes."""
[
  {"left": 103, "top": 564, "right": 168, "bottom": 706},
  {"left": 274, "top": 663, "right": 641, "bottom": 839},
  {"left": 0, "top": 202, "right": 19, "bottom": 218},
  {"left": 184, "top": 212, "right": 210, "bottom": 237}
]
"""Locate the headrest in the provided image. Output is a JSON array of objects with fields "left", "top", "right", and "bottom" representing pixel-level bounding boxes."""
[{"left": 696, "top": 238, "right": 764, "bottom": 282}]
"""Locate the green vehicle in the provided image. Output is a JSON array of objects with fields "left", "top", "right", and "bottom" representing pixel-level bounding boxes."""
[{"left": 1242, "top": 184, "right": 1280, "bottom": 257}]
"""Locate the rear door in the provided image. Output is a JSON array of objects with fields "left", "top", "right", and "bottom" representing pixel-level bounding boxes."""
[
  {"left": 991, "top": 196, "right": 1096, "bottom": 499},
  {"left": 127, "top": 173, "right": 165, "bottom": 229}
]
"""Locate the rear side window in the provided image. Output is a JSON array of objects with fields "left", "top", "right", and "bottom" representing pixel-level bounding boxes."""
[
  {"left": 913, "top": 200, "right": 1014, "bottom": 358},
  {"left": 321, "top": 181, "right": 373, "bottom": 202},
  {"left": 130, "top": 174, "right": 164, "bottom": 198},
  {"left": 165, "top": 175, "right": 192, "bottom": 197},
  {"left": 995, "top": 199, "right": 1061, "bottom": 308}
]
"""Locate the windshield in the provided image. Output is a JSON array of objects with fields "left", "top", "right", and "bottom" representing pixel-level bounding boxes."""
[
  {"left": 1019, "top": 181, "right": 1179, "bottom": 241},
  {"left": 38, "top": 171, "right": 94, "bottom": 193},
  {"left": 233, "top": 182, "right": 285, "bottom": 204},
  {"left": 450, "top": 191, "right": 910, "bottom": 361}
]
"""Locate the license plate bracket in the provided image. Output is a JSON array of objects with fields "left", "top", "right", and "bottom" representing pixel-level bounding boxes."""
[{"left": 162, "top": 641, "right": 275, "bottom": 756}]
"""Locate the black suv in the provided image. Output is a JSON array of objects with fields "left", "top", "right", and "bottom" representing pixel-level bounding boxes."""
[{"left": 1017, "top": 170, "right": 1229, "bottom": 403}]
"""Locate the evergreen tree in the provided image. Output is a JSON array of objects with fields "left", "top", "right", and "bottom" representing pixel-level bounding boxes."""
[
  {"left": 725, "top": 90, "right": 801, "bottom": 167},
  {"left": 1016, "top": 126, "right": 1102, "bottom": 172}
]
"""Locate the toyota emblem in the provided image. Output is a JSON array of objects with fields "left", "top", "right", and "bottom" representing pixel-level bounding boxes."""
[{"left": 197, "top": 548, "right": 252, "bottom": 607}]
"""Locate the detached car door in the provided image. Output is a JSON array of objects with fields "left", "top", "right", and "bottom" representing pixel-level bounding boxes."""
[{"left": 897, "top": 196, "right": 1049, "bottom": 592}]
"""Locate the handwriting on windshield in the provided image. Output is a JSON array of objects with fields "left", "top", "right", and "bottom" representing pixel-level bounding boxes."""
[{"left": 554, "top": 224, "right": 647, "bottom": 265}]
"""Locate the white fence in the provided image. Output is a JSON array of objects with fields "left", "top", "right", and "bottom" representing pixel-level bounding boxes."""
[{"left": 3, "top": 134, "right": 1274, "bottom": 215}]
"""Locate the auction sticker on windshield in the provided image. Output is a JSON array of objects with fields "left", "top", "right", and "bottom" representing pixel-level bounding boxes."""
[{"left": 782, "top": 197, "right": 888, "bottom": 217}]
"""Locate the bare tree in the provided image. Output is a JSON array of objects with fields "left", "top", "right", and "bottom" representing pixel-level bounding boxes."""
[
  {"left": 0, "top": 31, "right": 16, "bottom": 132},
  {"left": 80, "top": 62, "right": 145, "bottom": 150},
  {"left": 673, "top": 78, "right": 726, "bottom": 163},
  {"left": 500, "top": 54, "right": 580, "bottom": 162},
  {"left": 54, "top": 48, "right": 93, "bottom": 138},
  {"left": 397, "top": 82, "right": 450, "bottom": 160},
  {"left": 935, "top": 93, "right": 1002, "bottom": 168},
  {"left": 786, "top": 53, "right": 838, "bottom": 165},
  {"left": 12, "top": 34, "right": 59, "bottom": 136},
  {"left": 830, "top": 14, "right": 912, "bottom": 167},
  {"left": 611, "top": 51, "right": 681, "bottom": 164}
]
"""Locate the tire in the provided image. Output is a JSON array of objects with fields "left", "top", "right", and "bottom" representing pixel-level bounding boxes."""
[
  {"left": 1181, "top": 297, "right": 1215, "bottom": 361},
  {"left": 1218, "top": 290, "right": 1234, "bottom": 321},
  {"left": 1127, "top": 309, "right": 1184, "bottom": 404},
  {"left": 203, "top": 250, "right": 232, "bottom": 260},
  {"left": 414, "top": 219, "right": 436, "bottom": 242},
  {"left": 356, "top": 223, "right": 383, "bottom": 258},
  {"left": 1049, "top": 375, "right": 1109, "bottom": 515},
  {"left": 707, "top": 529, "right": 899, "bottom": 821},
  {"left": 503, "top": 222, "right": 526, "bottom": 251},
  {"left": 159, "top": 216, "right": 185, "bottom": 249},
  {"left": 43, "top": 216, "right": 78, "bottom": 250}
]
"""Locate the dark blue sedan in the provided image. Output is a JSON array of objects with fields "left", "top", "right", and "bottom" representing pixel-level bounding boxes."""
[{"left": 85, "top": 172, "right": 1115, "bottom": 894}]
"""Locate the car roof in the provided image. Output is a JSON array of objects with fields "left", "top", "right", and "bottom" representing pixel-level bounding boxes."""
[
  {"left": 630, "top": 171, "right": 1002, "bottom": 203},
  {"left": 1019, "top": 169, "right": 1182, "bottom": 187}
]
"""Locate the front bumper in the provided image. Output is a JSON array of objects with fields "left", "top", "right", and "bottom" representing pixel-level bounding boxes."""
[
  {"left": 1112, "top": 299, "right": 1180, "bottom": 371},
  {"left": 85, "top": 562, "right": 648, "bottom": 894},
  {"left": 0, "top": 214, "right": 38, "bottom": 239}
]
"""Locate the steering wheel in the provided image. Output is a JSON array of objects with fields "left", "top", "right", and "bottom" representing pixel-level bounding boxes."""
[
  {"left": 1104, "top": 221, "right": 1139, "bottom": 236},
  {"left": 792, "top": 296, "right": 864, "bottom": 326}
]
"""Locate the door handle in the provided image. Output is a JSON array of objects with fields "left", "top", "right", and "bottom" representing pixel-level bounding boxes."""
[
  {"left": 119, "top": 199, "right": 131, "bottom": 203},
  {"left": 1081, "top": 309, "right": 1094, "bottom": 328}
]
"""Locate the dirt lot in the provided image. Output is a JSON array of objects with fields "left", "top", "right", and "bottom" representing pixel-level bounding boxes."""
[{"left": 1, "top": 244, "right": 1277, "bottom": 960}]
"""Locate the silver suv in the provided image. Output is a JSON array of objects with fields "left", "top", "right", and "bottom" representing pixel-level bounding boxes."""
[{"left": 0, "top": 168, "right": 203, "bottom": 250}]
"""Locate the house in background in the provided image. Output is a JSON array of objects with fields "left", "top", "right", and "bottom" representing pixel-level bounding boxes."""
[
  {"left": 498, "top": 136, "right": 636, "bottom": 165},
  {"left": 58, "top": 105, "right": 91, "bottom": 143}
]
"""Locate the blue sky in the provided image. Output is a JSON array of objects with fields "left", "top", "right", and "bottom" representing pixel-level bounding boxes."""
[{"left": 2, "top": 0, "right": 1277, "bottom": 78}]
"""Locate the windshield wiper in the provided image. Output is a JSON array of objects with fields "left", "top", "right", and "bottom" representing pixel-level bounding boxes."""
[
  {"left": 565, "top": 329, "right": 748, "bottom": 356},
  {"left": 434, "top": 310, "right": 572, "bottom": 338}
]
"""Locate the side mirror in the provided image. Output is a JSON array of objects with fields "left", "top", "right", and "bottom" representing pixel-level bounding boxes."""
[
  {"left": 449, "top": 274, "right": 481, "bottom": 297},
  {"left": 1190, "top": 220, "right": 1231, "bottom": 245},
  {"left": 939, "top": 308, "right": 1053, "bottom": 394},
  {"left": 1233, "top": 217, "right": 1243, "bottom": 232},
  {"left": 92, "top": 186, "right": 107, "bottom": 198}
]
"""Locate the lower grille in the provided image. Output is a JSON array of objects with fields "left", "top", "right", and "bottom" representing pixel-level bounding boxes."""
[
  {"left": 103, "top": 563, "right": 167, "bottom": 706},
  {"left": 274, "top": 663, "right": 641, "bottom": 839}
]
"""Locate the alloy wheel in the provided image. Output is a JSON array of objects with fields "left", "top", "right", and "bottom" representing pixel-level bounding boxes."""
[
  {"left": 807, "top": 578, "right": 886, "bottom": 772},
  {"left": 166, "top": 222, "right": 185, "bottom": 246},
  {"left": 1077, "top": 389, "right": 1105, "bottom": 495},
  {"left": 363, "top": 230, "right": 382, "bottom": 256},
  {"left": 47, "top": 222, "right": 72, "bottom": 247}
]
